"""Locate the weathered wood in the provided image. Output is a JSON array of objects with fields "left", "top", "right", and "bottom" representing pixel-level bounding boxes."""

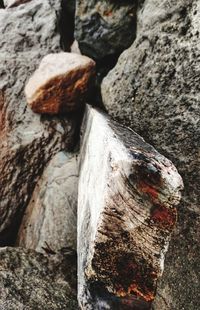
[{"left": 78, "top": 106, "right": 183, "bottom": 309}]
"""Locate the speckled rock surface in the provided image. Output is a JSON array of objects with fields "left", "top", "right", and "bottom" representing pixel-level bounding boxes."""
[
  {"left": 17, "top": 151, "right": 79, "bottom": 252},
  {"left": 0, "top": 0, "right": 78, "bottom": 244},
  {"left": 0, "top": 247, "right": 77, "bottom": 309},
  {"left": 3, "top": 0, "right": 31, "bottom": 8},
  {"left": 102, "top": 0, "right": 200, "bottom": 309},
  {"left": 75, "top": 0, "right": 137, "bottom": 60}
]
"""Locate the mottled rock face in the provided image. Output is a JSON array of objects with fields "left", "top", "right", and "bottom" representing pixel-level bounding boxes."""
[
  {"left": 0, "top": 247, "right": 77, "bottom": 309},
  {"left": 0, "top": 0, "right": 78, "bottom": 244},
  {"left": 78, "top": 106, "right": 183, "bottom": 309},
  {"left": 3, "top": 0, "right": 31, "bottom": 8},
  {"left": 25, "top": 52, "right": 96, "bottom": 114},
  {"left": 102, "top": 0, "right": 200, "bottom": 309},
  {"left": 17, "top": 151, "right": 79, "bottom": 252},
  {"left": 75, "top": 0, "right": 137, "bottom": 60}
]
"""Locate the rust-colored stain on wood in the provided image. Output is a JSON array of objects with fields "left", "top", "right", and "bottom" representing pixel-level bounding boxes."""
[
  {"left": 150, "top": 205, "right": 177, "bottom": 229},
  {"left": 138, "top": 181, "right": 158, "bottom": 201}
]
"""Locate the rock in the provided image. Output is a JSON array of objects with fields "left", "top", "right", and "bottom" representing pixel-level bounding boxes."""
[
  {"left": 71, "top": 40, "right": 81, "bottom": 55},
  {"left": 0, "top": 247, "right": 77, "bottom": 309},
  {"left": 17, "top": 151, "right": 79, "bottom": 253},
  {"left": 75, "top": 0, "right": 137, "bottom": 60},
  {"left": 25, "top": 52, "right": 96, "bottom": 114},
  {"left": 0, "top": 0, "right": 78, "bottom": 244},
  {"left": 3, "top": 0, "right": 31, "bottom": 8},
  {"left": 101, "top": 0, "right": 200, "bottom": 309},
  {"left": 78, "top": 106, "right": 183, "bottom": 309}
]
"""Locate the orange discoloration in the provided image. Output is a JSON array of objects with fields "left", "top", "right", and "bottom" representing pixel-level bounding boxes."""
[
  {"left": 139, "top": 182, "right": 158, "bottom": 201},
  {"left": 151, "top": 205, "right": 177, "bottom": 229},
  {"left": 116, "top": 284, "right": 154, "bottom": 302},
  {"left": 104, "top": 10, "right": 112, "bottom": 17}
]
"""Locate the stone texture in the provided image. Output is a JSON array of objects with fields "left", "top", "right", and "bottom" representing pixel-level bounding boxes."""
[
  {"left": 101, "top": 0, "right": 200, "bottom": 309},
  {"left": 3, "top": 0, "right": 31, "bottom": 8},
  {"left": 78, "top": 106, "right": 183, "bottom": 309},
  {"left": 25, "top": 52, "right": 96, "bottom": 114},
  {"left": 75, "top": 0, "right": 137, "bottom": 60},
  {"left": 17, "top": 151, "right": 79, "bottom": 253},
  {"left": 0, "top": 0, "right": 78, "bottom": 244},
  {"left": 0, "top": 247, "right": 77, "bottom": 309}
]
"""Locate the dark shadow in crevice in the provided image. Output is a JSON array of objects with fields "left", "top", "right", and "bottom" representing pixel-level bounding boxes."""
[
  {"left": 87, "top": 0, "right": 139, "bottom": 110},
  {"left": 59, "top": 0, "right": 75, "bottom": 51},
  {"left": 0, "top": 0, "right": 5, "bottom": 8},
  {"left": 90, "top": 52, "right": 122, "bottom": 110}
]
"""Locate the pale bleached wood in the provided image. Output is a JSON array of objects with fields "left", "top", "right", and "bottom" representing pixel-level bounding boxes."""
[{"left": 78, "top": 105, "right": 183, "bottom": 309}]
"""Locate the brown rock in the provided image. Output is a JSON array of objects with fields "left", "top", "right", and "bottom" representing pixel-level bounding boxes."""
[{"left": 25, "top": 52, "right": 96, "bottom": 114}]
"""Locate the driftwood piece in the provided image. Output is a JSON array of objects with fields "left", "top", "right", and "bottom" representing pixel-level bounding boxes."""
[{"left": 78, "top": 106, "right": 183, "bottom": 309}]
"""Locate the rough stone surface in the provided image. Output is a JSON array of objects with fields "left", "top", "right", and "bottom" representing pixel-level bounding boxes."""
[
  {"left": 102, "top": 1, "right": 200, "bottom": 309},
  {"left": 17, "top": 151, "right": 79, "bottom": 252},
  {"left": 0, "top": 0, "right": 78, "bottom": 244},
  {"left": 78, "top": 106, "right": 183, "bottom": 309},
  {"left": 25, "top": 52, "right": 96, "bottom": 114},
  {"left": 3, "top": 0, "right": 31, "bottom": 8},
  {"left": 0, "top": 247, "right": 77, "bottom": 309},
  {"left": 75, "top": 0, "right": 137, "bottom": 60}
]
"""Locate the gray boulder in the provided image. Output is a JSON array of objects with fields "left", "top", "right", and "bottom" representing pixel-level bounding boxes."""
[
  {"left": 0, "top": 0, "right": 78, "bottom": 244},
  {"left": 17, "top": 151, "right": 79, "bottom": 253},
  {"left": 75, "top": 0, "right": 137, "bottom": 59},
  {"left": 0, "top": 247, "right": 77, "bottom": 309},
  {"left": 102, "top": 0, "right": 200, "bottom": 309}
]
